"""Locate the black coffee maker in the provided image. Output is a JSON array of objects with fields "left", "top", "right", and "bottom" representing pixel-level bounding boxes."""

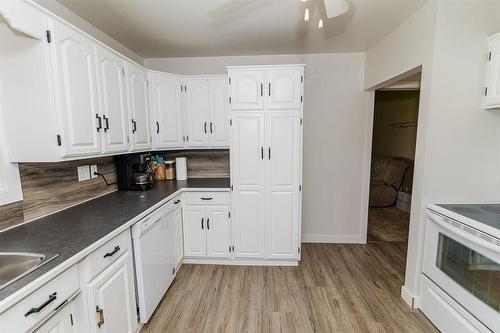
[{"left": 115, "top": 153, "right": 154, "bottom": 191}]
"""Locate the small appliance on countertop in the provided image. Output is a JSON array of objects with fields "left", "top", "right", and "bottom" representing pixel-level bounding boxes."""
[{"left": 115, "top": 153, "right": 154, "bottom": 191}]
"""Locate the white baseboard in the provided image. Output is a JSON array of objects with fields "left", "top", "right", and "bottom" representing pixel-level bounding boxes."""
[
  {"left": 301, "top": 233, "right": 365, "bottom": 243},
  {"left": 401, "top": 285, "right": 416, "bottom": 308},
  {"left": 182, "top": 258, "right": 299, "bottom": 266}
]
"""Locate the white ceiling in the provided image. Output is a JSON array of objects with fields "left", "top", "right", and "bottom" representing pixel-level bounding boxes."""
[{"left": 55, "top": 0, "right": 427, "bottom": 58}]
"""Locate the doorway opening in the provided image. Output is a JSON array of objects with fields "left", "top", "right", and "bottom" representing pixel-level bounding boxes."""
[{"left": 367, "top": 72, "right": 421, "bottom": 250}]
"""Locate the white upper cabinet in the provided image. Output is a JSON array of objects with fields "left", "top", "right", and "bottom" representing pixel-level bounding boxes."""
[
  {"left": 228, "top": 66, "right": 303, "bottom": 112},
  {"left": 52, "top": 19, "right": 102, "bottom": 157},
  {"left": 229, "top": 69, "right": 264, "bottom": 110},
  {"left": 185, "top": 78, "right": 210, "bottom": 147},
  {"left": 209, "top": 78, "right": 230, "bottom": 147},
  {"left": 127, "top": 62, "right": 151, "bottom": 151},
  {"left": 266, "top": 68, "right": 303, "bottom": 110},
  {"left": 150, "top": 72, "right": 184, "bottom": 149},
  {"left": 484, "top": 33, "right": 500, "bottom": 109},
  {"left": 96, "top": 45, "right": 129, "bottom": 154}
]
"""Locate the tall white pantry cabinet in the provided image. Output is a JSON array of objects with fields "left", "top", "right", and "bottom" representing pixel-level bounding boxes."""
[{"left": 228, "top": 65, "right": 304, "bottom": 262}]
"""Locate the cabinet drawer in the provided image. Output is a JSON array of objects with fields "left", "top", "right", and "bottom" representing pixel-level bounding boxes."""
[
  {"left": 84, "top": 230, "right": 130, "bottom": 283},
  {"left": 419, "top": 274, "right": 491, "bottom": 333},
  {"left": 183, "top": 192, "right": 229, "bottom": 205},
  {"left": 0, "top": 266, "right": 79, "bottom": 333}
]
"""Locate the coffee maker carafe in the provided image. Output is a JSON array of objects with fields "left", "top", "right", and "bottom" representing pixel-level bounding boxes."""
[{"left": 115, "top": 153, "right": 154, "bottom": 191}]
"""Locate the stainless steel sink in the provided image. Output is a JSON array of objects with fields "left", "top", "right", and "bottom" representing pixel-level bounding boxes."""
[{"left": 0, "top": 252, "right": 59, "bottom": 290}]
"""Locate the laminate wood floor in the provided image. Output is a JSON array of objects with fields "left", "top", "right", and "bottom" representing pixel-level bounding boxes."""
[{"left": 141, "top": 242, "right": 436, "bottom": 333}]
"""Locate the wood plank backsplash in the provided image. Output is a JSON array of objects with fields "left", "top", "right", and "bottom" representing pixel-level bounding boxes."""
[
  {"left": 0, "top": 156, "right": 117, "bottom": 231},
  {"left": 154, "top": 149, "right": 230, "bottom": 178},
  {"left": 0, "top": 150, "right": 229, "bottom": 231}
]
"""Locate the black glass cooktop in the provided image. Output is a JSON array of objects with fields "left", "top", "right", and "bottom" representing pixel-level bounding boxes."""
[{"left": 437, "top": 204, "right": 500, "bottom": 231}]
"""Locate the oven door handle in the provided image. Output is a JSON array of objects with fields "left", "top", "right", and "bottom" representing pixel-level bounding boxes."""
[{"left": 428, "top": 212, "right": 500, "bottom": 254}]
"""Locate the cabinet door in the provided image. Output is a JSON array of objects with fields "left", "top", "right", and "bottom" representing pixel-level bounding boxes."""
[
  {"left": 150, "top": 73, "right": 184, "bottom": 149},
  {"left": 96, "top": 45, "right": 129, "bottom": 154},
  {"left": 230, "top": 113, "right": 265, "bottom": 188},
  {"left": 33, "top": 302, "right": 74, "bottom": 333},
  {"left": 206, "top": 205, "right": 230, "bottom": 258},
  {"left": 185, "top": 79, "right": 210, "bottom": 147},
  {"left": 266, "top": 113, "right": 301, "bottom": 259},
  {"left": 232, "top": 190, "right": 265, "bottom": 258},
  {"left": 52, "top": 20, "right": 102, "bottom": 157},
  {"left": 485, "top": 35, "right": 500, "bottom": 108},
  {"left": 209, "top": 78, "right": 229, "bottom": 147},
  {"left": 182, "top": 206, "right": 207, "bottom": 257},
  {"left": 266, "top": 68, "right": 303, "bottom": 110},
  {"left": 33, "top": 294, "right": 85, "bottom": 333},
  {"left": 229, "top": 69, "right": 264, "bottom": 110},
  {"left": 172, "top": 206, "right": 183, "bottom": 268},
  {"left": 86, "top": 253, "right": 136, "bottom": 333},
  {"left": 127, "top": 62, "right": 151, "bottom": 151}
]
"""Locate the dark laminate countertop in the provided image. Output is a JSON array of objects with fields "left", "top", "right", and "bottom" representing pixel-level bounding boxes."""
[{"left": 0, "top": 178, "right": 230, "bottom": 302}]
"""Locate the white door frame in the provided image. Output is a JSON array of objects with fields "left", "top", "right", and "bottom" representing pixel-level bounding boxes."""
[{"left": 360, "top": 65, "right": 426, "bottom": 309}]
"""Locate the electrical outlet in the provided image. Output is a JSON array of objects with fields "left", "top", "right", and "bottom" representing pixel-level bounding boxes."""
[
  {"left": 77, "top": 165, "right": 90, "bottom": 182},
  {"left": 90, "top": 165, "right": 98, "bottom": 179}
]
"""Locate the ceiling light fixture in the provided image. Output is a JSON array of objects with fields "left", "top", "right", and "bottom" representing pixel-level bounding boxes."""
[
  {"left": 304, "top": 8, "right": 309, "bottom": 22},
  {"left": 318, "top": 19, "right": 323, "bottom": 28}
]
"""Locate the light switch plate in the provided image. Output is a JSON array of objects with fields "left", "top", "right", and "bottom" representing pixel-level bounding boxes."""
[
  {"left": 77, "top": 165, "right": 90, "bottom": 182},
  {"left": 90, "top": 165, "right": 98, "bottom": 179}
]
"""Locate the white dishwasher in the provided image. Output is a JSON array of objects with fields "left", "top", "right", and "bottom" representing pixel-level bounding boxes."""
[{"left": 131, "top": 203, "right": 176, "bottom": 323}]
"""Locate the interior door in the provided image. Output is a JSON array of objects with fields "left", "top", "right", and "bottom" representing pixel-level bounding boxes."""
[
  {"left": 206, "top": 205, "right": 230, "bottom": 258},
  {"left": 231, "top": 113, "right": 266, "bottom": 258},
  {"left": 182, "top": 206, "right": 207, "bottom": 257},
  {"left": 185, "top": 78, "right": 210, "bottom": 147},
  {"left": 266, "top": 68, "right": 303, "bottom": 110},
  {"left": 150, "top": 73, "right": 183, "bottom": 149},
  {"left": 87, "top": 253, "right": 136, "bottom": 333},
  {"left": 209, "top": 78, "right": 229, "bottom": 147},
  {"left": 127, "top": 62, "right": 151, "bottom": 151},
  {"left": 265, "top": 113, "right": 301, "bottom": 259},
  {"left": 96, "top": 45, "right": 129, "bottom": 154},
  {"left": 229, "top": 69, "right": 264, "bottom": 111},
  {"left": 52, "top": 20, "right": 102, "bottom": 157}
]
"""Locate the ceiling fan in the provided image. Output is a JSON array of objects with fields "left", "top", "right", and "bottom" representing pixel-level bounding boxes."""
[
  {"left": 209, "top": 0, "right": 349, "bottom": 29},
  {"left": 323, "top": 0, "right": 349, "bottom": 19}
]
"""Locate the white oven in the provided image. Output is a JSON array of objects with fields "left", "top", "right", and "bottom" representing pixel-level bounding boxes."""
[{"left": 423, "top": 210, "right": 500, "bottom": 332}]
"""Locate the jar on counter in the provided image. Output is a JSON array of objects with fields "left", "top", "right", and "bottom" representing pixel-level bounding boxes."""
[{"left": 165, "top": 160, "right": 176, "bottom": 180}]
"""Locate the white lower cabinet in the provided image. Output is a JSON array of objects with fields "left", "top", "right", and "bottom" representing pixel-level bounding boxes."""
[
  {"left": 206, "top": 206, "right": 231, "bottom": 258},
  {"left": 84, "top": 252, "right": 136, "bottom": 333},
  {"left": 172, "top": 205, "right": 184, "bottom": 268},
  {"left": 182, "top": 205, "right": 207, "bottom": 257},
  {"left": 182, "top": 192, "right": 231, "bottom": 259},
  {"left": 33, "top": 293, "right": 85, "bottom": 333}
]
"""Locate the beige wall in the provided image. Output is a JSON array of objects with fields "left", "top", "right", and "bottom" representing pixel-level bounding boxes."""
[
  {"left": 365, "top": 0, "right": 500, "bottom": 303},
  {"left": 146, "top": 53, "right": 370, "bottom": 242},
  {"left": 33, "top": 0, "right": 143, "bottom": 65},
  {"left": 372, "top": 91, "right": 420, "bottom": 160}
]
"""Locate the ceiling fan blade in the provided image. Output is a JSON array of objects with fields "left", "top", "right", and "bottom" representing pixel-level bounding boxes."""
[
  {"left": 323, "top": 0, "right": 349, "bottom": 18},
  {"left": 208, "top": 0, "right": 256, "bottom": 19}
]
